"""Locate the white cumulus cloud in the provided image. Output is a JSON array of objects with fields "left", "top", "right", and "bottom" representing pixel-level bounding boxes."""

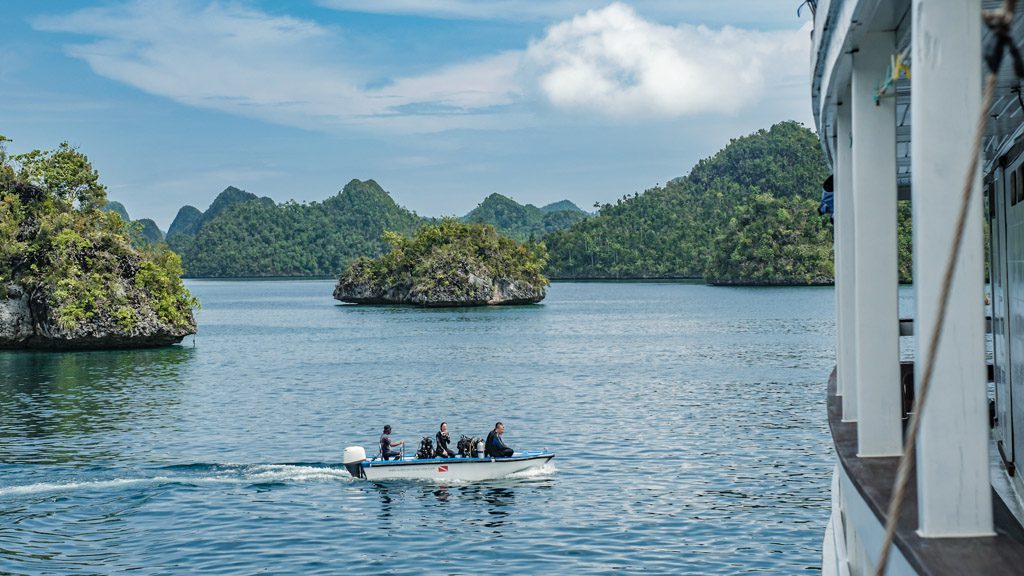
[
  {"left": 316, "top": 0, "right": 803, "bottom": 28},
  {"left": 525, "top": 3, "right": 808, "bottom": 118}
]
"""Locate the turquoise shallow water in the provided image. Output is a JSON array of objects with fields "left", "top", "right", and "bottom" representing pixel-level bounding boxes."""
[{"left": 0, "top": 280, "right": 835, "bottom": 574}]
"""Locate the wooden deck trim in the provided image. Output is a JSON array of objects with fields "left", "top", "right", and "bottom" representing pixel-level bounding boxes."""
[{"left": 827, "top": 367, "right": 1024, "bottom": 574}]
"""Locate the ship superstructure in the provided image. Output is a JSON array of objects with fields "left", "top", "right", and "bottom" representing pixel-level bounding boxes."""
[{"left": 812, "top": 0, "right": 1024, "bottom": 573}]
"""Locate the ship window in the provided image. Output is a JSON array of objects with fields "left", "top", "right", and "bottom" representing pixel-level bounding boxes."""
[
  {"left": 1012, "top": 170, "right": 1018, "bottom": 206},
  {"left": 1017, "top": 166, "right": 1024, "bottom": 204},
  {"left": 1018, "top": 166, "right": 1024, "bottom": 204}
]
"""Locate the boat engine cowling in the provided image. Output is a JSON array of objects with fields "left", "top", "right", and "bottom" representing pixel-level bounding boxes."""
[{"left": 343, "top": 446, "right": 367, "bottom": 478}]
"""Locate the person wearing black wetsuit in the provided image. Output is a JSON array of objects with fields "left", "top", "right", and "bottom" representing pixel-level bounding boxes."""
[
  {"left": 484, "top": 421, "right": 514, "bottom": 458},
  {"left": 435, "top": 421, "right": 453, "bottom": 458}
]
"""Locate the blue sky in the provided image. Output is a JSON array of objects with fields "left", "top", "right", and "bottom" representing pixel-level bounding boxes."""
[{"left": 1, "top": 1, "right": 813, "bottom": 228}]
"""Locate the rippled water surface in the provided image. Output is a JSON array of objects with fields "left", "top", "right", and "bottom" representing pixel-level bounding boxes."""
[{"left": 1, "top": 281, "right": 836, "bottom": 574}]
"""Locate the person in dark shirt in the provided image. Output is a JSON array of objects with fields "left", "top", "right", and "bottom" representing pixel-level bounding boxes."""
[
  {"left": 484, "top": 421, "right": 514, "bottom": 458},
  {"left": 818, "top": 174, "right": 834, "bottom": 224},
  {"left": 435, "top": 421, "right": 453, "bottom": 458},
  {"left": 379, "top": 424, "right": 404, "bottom": 460}
]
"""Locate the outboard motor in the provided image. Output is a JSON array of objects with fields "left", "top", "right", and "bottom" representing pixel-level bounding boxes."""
[
  {"left": 416, "top": 437, "right": 434, "bottom": 459},
  {"left": 343, "top": 446, "right": 367, "bottom": 479}
]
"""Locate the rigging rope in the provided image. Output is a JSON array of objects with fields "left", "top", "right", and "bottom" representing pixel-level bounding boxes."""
[{"left": 874, "top": 2, "right": 1015, "bottom": 574}]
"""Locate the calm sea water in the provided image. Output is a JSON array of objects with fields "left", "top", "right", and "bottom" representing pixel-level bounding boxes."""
[{"left": 1, "top": 281, "right": 838, "bottom": 575}]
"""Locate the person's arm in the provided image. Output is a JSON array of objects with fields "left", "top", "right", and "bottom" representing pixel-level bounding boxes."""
[{"left": 390, "top": 439, "right": 404, "bottom": 447}]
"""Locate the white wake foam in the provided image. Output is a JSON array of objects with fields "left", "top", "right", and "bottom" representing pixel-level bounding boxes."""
[
  {"left": 506, "top": 462, "right": 558, "bottom": 479},
  {"left": 0, "top": 465, "right": 353, "bottom": 497}
]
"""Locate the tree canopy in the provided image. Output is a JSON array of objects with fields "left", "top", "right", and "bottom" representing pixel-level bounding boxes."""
[
  {"left": 545, "top": 121, "right": 913, "bottom": 284},
  {"left": 462, "top": 193, "right": 587, "bottom": 242},
  {"left": 0, "top": 136, "right": 197, "bottom": 333},
  {"left": 169, "top": 180, "right": 424, "bottom": 277}
]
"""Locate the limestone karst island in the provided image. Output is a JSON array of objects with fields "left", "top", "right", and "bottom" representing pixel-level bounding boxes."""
[
  {"left": 0, "top": 139, "right": 197, "bottom": 349},
  {"left": 334, "top": 219, "right": 549, "bottom": 306}
]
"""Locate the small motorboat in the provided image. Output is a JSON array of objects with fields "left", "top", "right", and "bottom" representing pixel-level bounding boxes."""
[{"left": 342, "top": 446, "right": 554, "bottom": 481}]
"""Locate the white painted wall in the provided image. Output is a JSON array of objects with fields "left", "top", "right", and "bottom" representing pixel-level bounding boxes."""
[
  {"left": 912, "top": 0, "right": 993, "bottom": 537},
  {"left": 836, "top": 93, "right": 858, "bottom": 422},
  {"left": 851, "top": 31, "right": 902, "bottom": 457}
]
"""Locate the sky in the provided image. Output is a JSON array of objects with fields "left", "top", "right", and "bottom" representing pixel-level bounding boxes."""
[{"left": 1, "top": 0, "right": 814, "bottom": 229}]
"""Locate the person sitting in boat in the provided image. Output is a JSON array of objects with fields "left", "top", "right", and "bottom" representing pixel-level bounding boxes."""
[
  {"left": 485, "top": 422, "right": 514, "bottom": 458},
  {"left": 435, "top": 421, "right": 453, "bottom": 458},
  {"left": 380, "top": 424, "right": 404, "bottom": 460}
]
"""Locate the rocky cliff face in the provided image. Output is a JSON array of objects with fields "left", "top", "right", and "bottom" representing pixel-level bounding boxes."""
[
  {"left": 334, "top": 270, "right": 545, "bottom": 307},
  {"left": 0, "top": 282, "right": 195, "bottom": 350},
  {"left": 1, "top": 180, "right": 198, "bottom": 350}
]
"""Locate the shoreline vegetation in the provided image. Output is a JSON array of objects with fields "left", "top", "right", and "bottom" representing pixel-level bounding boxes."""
[{"left": 0, "top": 136, "right": 198, "bottom": 350}]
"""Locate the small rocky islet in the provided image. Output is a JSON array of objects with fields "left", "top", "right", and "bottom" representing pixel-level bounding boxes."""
[
  {"left": 0, "top": 140, "right": 198, "bottom": 350},
  {"left": 334, "top": 219, "right": 548, "bottom": 307}
]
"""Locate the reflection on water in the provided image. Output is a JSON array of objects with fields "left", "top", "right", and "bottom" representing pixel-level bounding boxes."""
[
  {"left": 0, "top": 347, "right": 192, "bottom": 464},
  {"left": 0, "top": 280, "right": 839, "bottom": 574}
]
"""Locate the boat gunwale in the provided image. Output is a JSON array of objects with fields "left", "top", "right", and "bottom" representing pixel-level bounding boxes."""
[
  {"left": 361, "top": 451, "right": 554, "bottom": 469},
  {"left": 826, "top": 367, "right": 1024, "bottom": 575}
]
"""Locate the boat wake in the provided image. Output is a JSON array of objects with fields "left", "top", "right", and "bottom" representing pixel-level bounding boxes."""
[
  {"left": 506, "top": 461, "right": 558, "bottom": 479},
  {"left": 0, "top": 463, "right": 354, "bottom": 497}
]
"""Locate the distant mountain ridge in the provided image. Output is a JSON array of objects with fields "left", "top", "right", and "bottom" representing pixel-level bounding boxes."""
[
  {"left": 167, "top": 186, "right": 268, "bottom": 242},
  {"left": 168, "top": 180, "right": 423, "bottom": 277},
  {"left": 165, "top": 184, "right": 586, "bottom": 277},
  {"left": 100, "top": 200, "right": 165, "bottom": 245},
  {"left": 540, "top": 200, "right": 586, "bottom": 214},
  {"left": 462, "top": 193, "right": 588, "bottom": 242}
]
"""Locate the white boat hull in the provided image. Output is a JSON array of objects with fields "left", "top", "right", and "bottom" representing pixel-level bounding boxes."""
[{"left": 351, "top": 451, "right": 554, "bottom": 481}]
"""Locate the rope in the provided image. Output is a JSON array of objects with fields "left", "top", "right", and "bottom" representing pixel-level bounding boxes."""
[{"left": 874, "top": 3, "right": 1015, "bottom": 574}]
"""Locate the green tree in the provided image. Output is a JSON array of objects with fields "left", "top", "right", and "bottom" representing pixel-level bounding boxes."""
[
  {"left": 0, "top": 136, "right": 197, "bottom": 332},
  {"left": 545, "top": 121, "right": 913, "bottom": 284},
  {"left": 13, "top": 142, "right": 107, "bottom": 211}
]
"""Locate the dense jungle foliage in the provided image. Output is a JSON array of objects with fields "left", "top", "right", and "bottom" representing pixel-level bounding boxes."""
[
  {"left": 545, "top": 121, "right": 913, "bottom": 284},
  {"left": 462, "top": 193, "right": 588, "bottom": 242},
  {"left": 0, "top": 136, "right": 197, "bottom": 331},
  {"left": 341, "top": 219, "right": 549, "bottom": 296},
  {"left": 170, "top": 179, "right": 424, "bottom": 277},
  {"left": 167, "top": 183, "right": 585, "bottom": 278}
]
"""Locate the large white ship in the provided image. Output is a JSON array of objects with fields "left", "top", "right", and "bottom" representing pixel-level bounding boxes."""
[{"left": 810, "top": 0, "right": 1024, "bottom": 573}]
